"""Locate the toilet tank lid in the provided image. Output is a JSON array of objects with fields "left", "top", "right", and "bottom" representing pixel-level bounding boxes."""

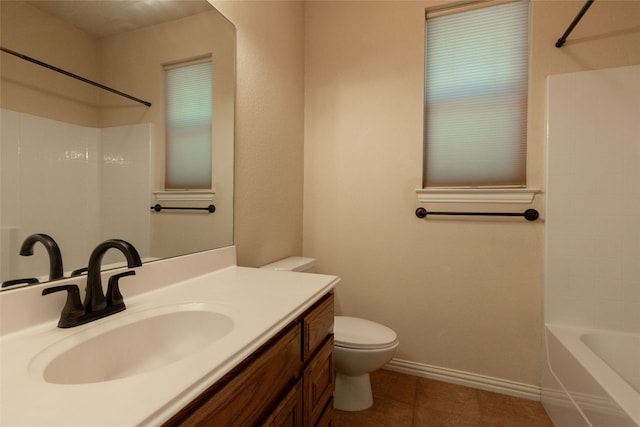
[
  {"left": 334, "top": 316, "right": 398, "bottom": 349},
  {"left": 260, "top": 256, "right": 316, "bottom": 272}
]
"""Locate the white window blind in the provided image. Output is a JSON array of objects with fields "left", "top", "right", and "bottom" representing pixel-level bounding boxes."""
[
  {"left": 165, "top": 60, "right": 212, "bottom": 189},
  {"left": 424, "top": 0, "right": 529, "bottom": 188}
]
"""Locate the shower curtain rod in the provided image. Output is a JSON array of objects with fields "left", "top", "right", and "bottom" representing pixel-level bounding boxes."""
[
  {"left": 0, "top": 46, "right": 152, "bottom": 107},
  {"left": 555, "top": 0, "right": 595, "bottom": 48}
]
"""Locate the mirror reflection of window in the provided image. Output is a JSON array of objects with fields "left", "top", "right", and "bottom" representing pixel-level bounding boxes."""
[{"left": 164, "top": 57, "right": 213, "bottom": 190}]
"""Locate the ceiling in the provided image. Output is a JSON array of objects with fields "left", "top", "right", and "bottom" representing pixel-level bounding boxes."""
[{"left": 25, "top": 0, "right": 213, "bottom": 38}]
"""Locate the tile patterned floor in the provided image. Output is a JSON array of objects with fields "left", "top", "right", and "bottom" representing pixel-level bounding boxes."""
[{"left": 334, "top": 370, "right": 554, "bottom": 427}]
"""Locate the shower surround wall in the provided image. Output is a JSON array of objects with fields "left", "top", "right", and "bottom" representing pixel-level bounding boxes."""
[
  {"left": 0, "top": 109, "right": 151, "bottom": 282},
  {"left": 543, "top": 65, "right": 640, "bottom": 426},
  {"left": 545, "top": 65, "right": 640, "bottom": 333}
]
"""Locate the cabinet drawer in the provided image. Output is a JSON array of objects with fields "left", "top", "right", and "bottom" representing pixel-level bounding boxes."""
[
  {"left": 164, "top": 323, "right": 301, "bottom": 427},
  {"left": 303, "top": 293, "right": 334, "bottom": 361},
  {"left": 304, "top": 337, "right": 334, "bottom": 427}
]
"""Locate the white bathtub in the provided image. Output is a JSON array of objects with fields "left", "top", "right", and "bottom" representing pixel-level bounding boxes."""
[{"left": 543, "top": 325, "right": 640, "bottom": 427}]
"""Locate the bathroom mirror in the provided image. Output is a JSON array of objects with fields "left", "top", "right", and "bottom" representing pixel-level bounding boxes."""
[{"left": 0, "top": 0, "right": 235, "bottom": 289}]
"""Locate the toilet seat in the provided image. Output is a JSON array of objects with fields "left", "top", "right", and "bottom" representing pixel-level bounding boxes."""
[{"left": 334, "top": 316, "right": 398, "bottom": 350}]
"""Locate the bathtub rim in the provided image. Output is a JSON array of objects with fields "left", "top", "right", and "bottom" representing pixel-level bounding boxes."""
[
  {"left": 545, "top": 324, "right": 640, "bottom": 426},
  {"left": 580, "top": 330, "right": 640, "bottom": 395}
]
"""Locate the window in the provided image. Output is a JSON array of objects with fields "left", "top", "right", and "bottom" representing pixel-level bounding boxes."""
[
  {"left": 165, "top": 58, "right": 212, "bottom": 190},
  {"left": 423, "top": 0, "right": 529, "bottom": 190}
]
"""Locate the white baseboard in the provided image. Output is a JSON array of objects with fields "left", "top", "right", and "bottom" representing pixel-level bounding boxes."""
[{"left": 385, "top": 358, "right": 542, "bottom": 401}]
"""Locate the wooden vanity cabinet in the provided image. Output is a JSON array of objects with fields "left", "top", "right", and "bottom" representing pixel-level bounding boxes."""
[
  {"left": 301, "top": 294, "right": 335, "bottom": 427},
  {"left": 163, "top": 292, "right": 334, "bottom": 427}
]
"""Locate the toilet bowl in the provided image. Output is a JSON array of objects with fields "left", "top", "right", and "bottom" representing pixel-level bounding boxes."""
[
  {"left": 261, "top": 257, "right": 399, "bottom": 411},
  {"left": 333, "top": 316, "right": 399, "bottom": 411}
]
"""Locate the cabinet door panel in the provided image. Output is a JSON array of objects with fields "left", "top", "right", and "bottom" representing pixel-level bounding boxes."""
[
  {"left": 303, "top": 294, "right": 334, "bottom": 361},
  {"left": 262, "top": 380, "right": 303, "bottom": 427},
  {"left": 304, "top": 337, "right": 334, "bottom": 426},
  {"left": 314, "top": 400, "right": 334, "bottom": 427}
]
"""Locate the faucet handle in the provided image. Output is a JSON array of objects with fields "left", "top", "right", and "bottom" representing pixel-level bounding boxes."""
[
  {"left": 42, "top": 284, "right": 85, "bottom": 328},
  {"left": 70, "top": 267, "right": 88, "bottom": 276},
  {"left": 106, "top": 271, "right": 136, "bottom": 309},
  {"left": 2, "top": 277, "right": 39, "bottom": 288}
]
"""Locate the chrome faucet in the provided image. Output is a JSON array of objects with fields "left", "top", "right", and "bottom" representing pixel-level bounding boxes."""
[
  {"left": 42, "top": 239, "right": 142, "bottom": 328},
  {"left": 19, "top": 233, "right": 64, "bottom": 281}
]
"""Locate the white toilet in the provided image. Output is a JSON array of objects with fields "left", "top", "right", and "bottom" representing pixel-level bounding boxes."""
[{"left": 261, "top": 257, "right": 399, "bottom": 411}]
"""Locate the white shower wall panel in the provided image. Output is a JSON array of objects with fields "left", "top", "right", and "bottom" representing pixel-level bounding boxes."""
[
  {"left": 0, "top": 109, "right": 151, "bottom": 281},
  {"left": 19, "top": 113, "right": 101, "bottom": 278},
  {"left": 1, "top": 110, "right": 22, "bottom": 280},
  {"left": 545, "top": 65, "right": 640, "bottom": 333},
  {"left": 99, "top": 124, "right": 152, "bottom": 266}
]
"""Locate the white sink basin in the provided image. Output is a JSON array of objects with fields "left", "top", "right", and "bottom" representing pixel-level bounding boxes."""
[{"left": 29, "top": 303, "right": 234, "bottom": 384}]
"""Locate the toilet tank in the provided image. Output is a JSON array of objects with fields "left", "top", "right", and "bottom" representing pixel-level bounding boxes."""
[{"left": 260, "top": 257, "right": 316, "bottom": 273}]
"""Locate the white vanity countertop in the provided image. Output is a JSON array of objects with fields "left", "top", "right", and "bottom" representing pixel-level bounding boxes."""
[{"left": 0, "top": 254, "right": 339, "bottom": 426}]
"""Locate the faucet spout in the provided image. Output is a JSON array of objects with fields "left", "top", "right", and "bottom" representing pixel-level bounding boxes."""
[
  {"left": 19, "top": 233, "right": 64, "bottom": 280},
  {"left": 85, "top": 239, "right": 142, "bottom": 313}
]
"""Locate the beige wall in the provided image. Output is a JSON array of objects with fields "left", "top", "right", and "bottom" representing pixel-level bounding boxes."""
[
  {"left": 212, "top": 1, "right": 306, "bottom": 267},
  {"left": 0, "top": 1, "right": 101, "bottom": 126},
  {"left": 303, "top": 0, "right": 640, "bottom": 387}
]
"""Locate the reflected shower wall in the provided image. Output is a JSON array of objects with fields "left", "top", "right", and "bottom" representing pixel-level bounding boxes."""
[{"left": 0, "top": 109, "right": 151, "bottom": 282}]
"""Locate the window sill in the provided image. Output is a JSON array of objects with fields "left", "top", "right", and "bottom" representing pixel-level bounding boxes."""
[
  {"left": 416, "top": 187, "right": 538, "bottom": 204},
  {"left": 154, "top": 190, "right": 215, "bottom": 202}
]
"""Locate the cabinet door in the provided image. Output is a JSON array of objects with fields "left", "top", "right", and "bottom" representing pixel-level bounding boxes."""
[
  {"left": 303, "top": 294, "right": 334, "bottom": 361},
  {"left": 262, "top": 380, "right": 303, "bottom": 427},
  {"left": 314, "top": 401, "right": 334, "bottom": 427},
  {"left": 303, "top": 337, "right": 334, "bottom": 427}
]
